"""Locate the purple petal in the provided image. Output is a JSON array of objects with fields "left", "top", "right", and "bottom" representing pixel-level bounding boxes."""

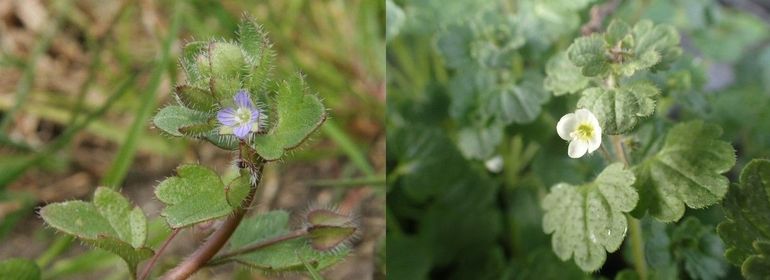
[
  {"left": 234, "top": 90, "right": 253, "bottom": 109},
  {"left": 217, "top": 108, "right": 237, "bottom": 126},
  {"left": 250, "top": 109, "right": 260, "bottom": 123},
  {"left": 234, "top": 123, "right": 252, "bottom": 139}
]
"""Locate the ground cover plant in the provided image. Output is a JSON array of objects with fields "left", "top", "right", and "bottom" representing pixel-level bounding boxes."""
[
  {"left": 0, "top": 1, "right": 384, "bottom": 279},
  {"left": 387, "top": 0, "right": 770, "bottom": 279}
]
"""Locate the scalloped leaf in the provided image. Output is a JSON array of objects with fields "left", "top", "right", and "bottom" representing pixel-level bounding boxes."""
[
  {"left": 250, "top": 74, "right": 326, "bottom": 161},
  {"left": 153, "top": 105, "right": 211, "bottom": 137},
  {"left": 632, "top": 20, "right": 682, "bottom": 72},
  {"left": 542, "top": 163, "right": 638, "bottom": 271},
  {"left": 39, "top": 187, "right": 153, "bottom": 275},
  {"left": 567, "top": 34, "right": 610, "bottom": 77},
  {"left": 717, "top": 159, "right": 770, "bottom": 279},
  {"left": 0, "top": 259, "right": 40, "bottom": 280},
  {"left": 229, "top": 211, "right": 349, "bottom": 272},
  {"left": 155, "top": 164, "right": 250, "bottom": 228},
  {"left": 544, "top": 51, "right": 590, "bottom": 96},
  {"left": 488, "top": 73, "right": 549, "bottom": 125},
  {"left": 577, "top": 81, "right": 658, "bottom": 135},
  {"left": 632, "top": 121, "right": 736, "bottom": 222}
]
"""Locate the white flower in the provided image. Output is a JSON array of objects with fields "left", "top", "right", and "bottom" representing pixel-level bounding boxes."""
[
  {"left": 556, "top": 108, "right": 602, "bottom": 158},
  {"left": 484, "top": 155, "right": 504, "bottom": 173}
]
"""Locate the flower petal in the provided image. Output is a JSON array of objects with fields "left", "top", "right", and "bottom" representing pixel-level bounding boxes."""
[
  {"left": 557, "top": 113, "right": 577, "bottom": 140},
  {"left": 217, "top": 108, "right": 238, "bottom": 126},
  {"left": 588, "top": 132, "right": 602, "bottom": 153},
  {"left": 234, "top": 123, "right": 252, "bottom": 139},
  {"left": 575, "top": 108, "right": 596, "bottom": 122},
  {"left": 568, "top": 140, "right": 589, "bottom": 158},
  {"left": 234, "top": 90, "right": 254, "bottom": 109},
  {"left": 250, "top": 108, "right": 260, "bottom": 123}
]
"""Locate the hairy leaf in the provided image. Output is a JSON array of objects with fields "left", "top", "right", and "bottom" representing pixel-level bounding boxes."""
[
  {"left": 174, "top": 85, "right": 217, "bottom": 112},
  {"left": 0, "top": 259, "right": 40, "bottom": 280},
  {"left": 632, "top": 121, "right": 736, "bottom": 222},
  {"left": 229, "top": 211, "right": 348, "bottom": 272},
  {"left": 155, "top": 164, "right": 249, "bottom": 228},
  {"left": 577, "top": 81, "right": 658, "bottom": 135},
  {"left": 542, "top": 163, "right": 638, "bottom": 271},
  {"left": 39, "top": 187, "right": 153, "bottom": 275},
  {"left": 567, "top": 34, "right": 610, "bottom": 77},
  {"left": 153, "top": 105, "right": 211, "bottom": 137},
  {"left": 250, "top": 73, "right": 326, "bottom": 161},
  {"left": 238, "top": 17, "right": 274, "bottom": 93},
  {"left": 544, "top": 51, "right": 590, "bottom": 96},
  {"left": 632, "top": 20, "right": 682, "bottom": 72},
  {"left": 718, "top": 159, "right": 770, "bottom": 279}
]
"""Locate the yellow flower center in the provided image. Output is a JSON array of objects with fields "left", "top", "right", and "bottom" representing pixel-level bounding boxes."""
[{"left": 571, "top": 122, "right": 594, "bottom": 141}]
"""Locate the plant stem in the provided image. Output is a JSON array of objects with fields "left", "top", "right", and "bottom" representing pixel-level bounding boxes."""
[
  {"left": 628, "top": 215, "right": 648, "bottom": 279},
  {"left": 611, "top": 135, "right": 647, "bottom": 278},
  {"left": 162, "top": 162, "right": 264, "bottom": 280},
  {"left": 206, "top": 229, "right": 308, "bottom": 267},
  {"left": 611, "top": 135, "right": 629, "bottom": 167},
  {"left": 138, "top": 228, "right": 181, "bottom": 280}
]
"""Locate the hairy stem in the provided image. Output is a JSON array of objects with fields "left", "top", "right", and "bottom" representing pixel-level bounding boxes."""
[
  {"left": 163, "top": 162, "right": 264, "bottom": 280},
  {"left": 206, "top": 229, "right": 308, "bottom": 267},
  {"left": 138, "top": 228, "right": 181, "bottom": 280},
  {"left": 611, "top": 135, "right": 629, "bottom": 167}
]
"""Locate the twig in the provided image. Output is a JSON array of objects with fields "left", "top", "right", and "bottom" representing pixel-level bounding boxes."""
[
  {"left": 611, "top": 135, "right": 629, "bottom": 167},
  {"left": 138, "top": 228, "right": 181, "bottom": 280},
  {"left": 162, "top": 160, "right": 265, "bottom": 280},
  {"left": 581, "top": 0, "right": 623, "bottom": 35},
  {"left": 206, "top": 229, "right": 308, "bottom": 266}
]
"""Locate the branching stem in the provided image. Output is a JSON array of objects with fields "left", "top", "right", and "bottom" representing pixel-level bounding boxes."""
[
  {"left": 206, "top": 229, "right": 308, "bottom": 267},
  {"left": 163, "top": 153, "right": 265, "bottom": 280},
  {"left": 138, "top": 228, "right": 181, "bottom": 280}
]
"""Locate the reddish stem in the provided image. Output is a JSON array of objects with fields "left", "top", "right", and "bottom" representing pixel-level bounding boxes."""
[
  {"left": 138, "top": 228, "right": 181, "bottom": 280},
  {"left": 162, "top": 160, "right": 263, "bottom": 280}
]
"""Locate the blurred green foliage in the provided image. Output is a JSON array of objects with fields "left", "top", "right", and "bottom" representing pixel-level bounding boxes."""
[{"left": 387, "top": 0, "right": 770, "bottom": 278}]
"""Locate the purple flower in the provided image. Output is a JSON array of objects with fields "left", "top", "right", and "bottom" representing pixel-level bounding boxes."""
[{"left": 217, "top": 90, "right": 261, "bottom": 140}]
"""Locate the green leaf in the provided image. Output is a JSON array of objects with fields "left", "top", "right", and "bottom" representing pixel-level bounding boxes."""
[
  {"left": 174, "top": 85, "right": 217, "bottom": 112},
  {"left": 250, "top": 73, "right": 326, "bottom": 161},
  {"left": 237, "top": 17, "right": 274, "bottom": 93},
  {"left": 542, "top": 163, "right": 638, "bottom": 271},
  {"left": 456, "top": 123, "right": 503, "bottom": 160},
  {"left": 153, "top": 105, "right": 211, "bottom": 137},
  {"left": 489, "top": 72, "right": 550, "bottom": 125},
  {"left": 718, "top": 159, "right": 770, "bottom": 279},
  {"left": 225, "top": 173, "right": 251, "bottom": 208},
  {"left": 544, "top": 51, "right": 590, "bottom": 96},
  {"left": 577, "top": 81, "right": 658, "bottom": 135},
  {"left": 605, "top": 19, "right": 631, "bottom": 46},
  {"left": 229, "top": 211, "right": 348, "bottom": 272},
  {"left": 0, "top": 259, "right": 40, "bottom": 280},
  {"left": 632, "top": 121, "right": 736, "bottom": 222},
  {"left": 567, "top": 34, "right": 610, "bottom": 77},
  {"left": 39, "top": 187, "right": 153, "bottom": 275},
  {"left": 631, "top": 20, "right": 682, "bottom": 72},
  {"left": 180, "top": 41, "right": 208, "bottom": 86},
  {"left": 155, "top": 164, "right": 249, "bottom": 228},
  {"left": 671, "top": 217, "right": 727, "bottom": 280},
  {"left": 436, "top": 22, "right": 475, "bottom": 69}
]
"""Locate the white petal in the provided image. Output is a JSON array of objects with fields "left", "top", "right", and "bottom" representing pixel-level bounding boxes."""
[
  {"left": 574, "top": 108, "right": 592, "bottom": 122},
  {"left": 556, "top": 113, "right": 577, "bottom": 140},
  {"left": 568, "top": 140, "right": 589, "bottom": 158},
  {"left": 587, "top": 132, "right": 602, "bottom": 153},
  {"left": 484, "top": 155, "right": 504, "bottom": 173}
]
